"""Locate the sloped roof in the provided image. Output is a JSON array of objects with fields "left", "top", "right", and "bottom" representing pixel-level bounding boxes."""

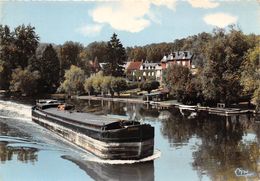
[
  {"left": 126, "top": 61, "right": 142, "bottom": 71},
  {"left": 161, "top": 51, "right": 193, "bottom": 62}
]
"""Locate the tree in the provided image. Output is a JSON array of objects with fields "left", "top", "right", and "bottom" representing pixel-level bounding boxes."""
[
  {"left": 201, "top": 27, "right": 250, "bottom": 105},
  {"left": 58, "top": 65, "right": 85, "bottom": 95},
  {"left": 59, "top": 41, "right": 83, "bottom": 78},
  {"left": 13, "top": 25, "right": 39, "bottom": 68},
  {"left": 164, "top": 64, "right": 198, "bottom": 103},
  {"left": 0, "top": 24, "right": 39, "bottom": 90},
  {"left": 241, "top": 46, "right": 260, "bottom": 110},
  {"left": 103, "top": 33, "right": 126, "bottom": 77},
  {"left": 31, "top": 44, "right": 60, "bottom": 92},
  {"left": 0, "top": 25, "right": 13, "bottom": 89},
  {"left": 9, "top": 67, "right": 40, "bottom": 96},
  {"left": 145, "top": 43, "right": 174, "bottom": 62},
  {"left": 92, "top": 71, "right": 103, "bottom": 95},
  {"left": 140, "top": 80, "right": 160, "bottom": 94},
  {"left": 111, "top": 77, "right": 127, "bottom": 96},
  {"left": 101, "top": 76, "right": 114, "bottom": 96},
  {"left": 84, "top": 77, "right": 94, "bottom": 96},
  {"left": 126, "top": 46, "right": 147, "bottom": 61},
  {"left": 82, "top": 41, "right": 108, "bottom": 62}
]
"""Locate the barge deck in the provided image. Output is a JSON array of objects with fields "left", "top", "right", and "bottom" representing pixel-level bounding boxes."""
[{"left": 32, "top": 100, "right": 154, "bottom": 160}]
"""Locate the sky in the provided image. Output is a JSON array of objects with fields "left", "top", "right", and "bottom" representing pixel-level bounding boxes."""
[{"left": 0, "top": 0, "right": 259, "bottom": 47}]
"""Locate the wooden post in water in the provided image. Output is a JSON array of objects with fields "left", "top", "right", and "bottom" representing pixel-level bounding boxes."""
[{"left": 226, "top": 116, "right": 231, "bottom": 128}]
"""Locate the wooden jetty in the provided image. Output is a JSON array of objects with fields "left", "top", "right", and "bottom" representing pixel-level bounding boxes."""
[{"left": 158, "top": 102, "right": 254, "bottom": 116}]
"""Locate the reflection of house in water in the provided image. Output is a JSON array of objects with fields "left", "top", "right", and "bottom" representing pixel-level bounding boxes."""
[
  {"left": 0, "top": 141, "right": 38, "bottom": 163},
  {"left": 63, "top": 156, "right": 154, "bottom": 181}
]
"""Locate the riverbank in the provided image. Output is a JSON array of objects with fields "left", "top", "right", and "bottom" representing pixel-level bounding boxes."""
[
  {"left": 75, "top": 95, "right": 257, "bottom": 116},
  {"left": 74, "top": 95, "right": 144, "bottom": 104}
]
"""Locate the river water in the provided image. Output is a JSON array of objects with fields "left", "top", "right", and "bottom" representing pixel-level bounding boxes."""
[{"left": 0, "top": 98, "right": 259, "bottom": 181}]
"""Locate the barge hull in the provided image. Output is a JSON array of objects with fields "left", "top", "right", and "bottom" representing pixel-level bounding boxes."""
[{"left": 32, "top": 115, "right": 154, "bottom": 160}]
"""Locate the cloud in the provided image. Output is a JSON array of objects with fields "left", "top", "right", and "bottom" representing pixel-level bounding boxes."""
[
  {"left": 203, "top": 13, "right": 238, "bottom": 28},
  {"left": 188, "top": 0, "right": 219, "bottom": 9},
  {"left": 76, "top": 24, "right": 103, "bottom": 36},
  {"left": 89, "top": 0, "right": 177, "bottom": 33},
  {"left": 151, "top": 0, "right": 177, "bottom": 11}
]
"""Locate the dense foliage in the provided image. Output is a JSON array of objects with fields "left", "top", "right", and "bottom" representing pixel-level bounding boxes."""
[
  {"left": 9, "top": 67, "right": 40, "bottom": 96},
  {"left": 241, "top": 45, "right": 260, "bottom": 110},
  {"left": 163, "top": 26, "right": 259, "bottom": 107},
  {"left": 164, "top": 64, "right": 199, "bottom": 104},
  {"left": 0, "top": 23, "right": 259, "bottom": 109},
  {"left": 58, "top": 65, "right": 85, "bottom": 95},
  {"left": 103, "top": 33, "right": 127, "bottom": 77},
  {"left": 140, "top": 80, "right": 160, "bottom": 94},
  {"left": 0, "top": 25, "right": 39, "bottom": 90},
  {"left": 84, "top": 73, "right": 127, "bottom": 97}
]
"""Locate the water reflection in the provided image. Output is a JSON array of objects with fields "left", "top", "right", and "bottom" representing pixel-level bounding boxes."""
[
  {"left": 0, "top": 141, "right": 38, "bottom": 163},
  {"left": 0, "top": 122, "right": 38, "bottom": 164},
  {"left": 161, "top": 112, "right": 260, "bottom": 180},
  {"left": 71, "top": 99, "right": 260, "bottom": 180},
  {"left": 63, "top": 156, "right": 154, "bottom": 181},
  {"left": 69, "top": 99, "right": 161, "bottom": 121}
]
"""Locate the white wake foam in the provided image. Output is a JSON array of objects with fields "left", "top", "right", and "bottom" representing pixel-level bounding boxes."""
[
  {"left": 81, "top": 149, "right": 161, "bottom": 164},
  {"left": 0, "top": 100, "right": 161, "bottom": 164},
  {"left": 0, "top": 100, "right": 32, "bottom": 118}
]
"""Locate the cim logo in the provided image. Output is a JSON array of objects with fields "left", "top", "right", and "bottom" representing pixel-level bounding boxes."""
[{"left": 234, "top": 168, "right": 256, "bottom": 177}]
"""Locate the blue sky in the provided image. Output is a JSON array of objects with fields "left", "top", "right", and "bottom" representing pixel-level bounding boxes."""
[{"left": 1, "top": 0, "right": 259, "bottom": 47}]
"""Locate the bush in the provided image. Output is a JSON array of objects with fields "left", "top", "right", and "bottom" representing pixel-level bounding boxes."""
[
  {"left": 140, "top": 80, "right": 160, "bottom": 94},
  {"left": 127, "top": 81, "right": 139, "bottom": 90},
  {"left": 111, "top": 78, "right": 127, "bottom": 96},
  {"left": 9, "top": 67, "right": 40, "bottom": 96}
]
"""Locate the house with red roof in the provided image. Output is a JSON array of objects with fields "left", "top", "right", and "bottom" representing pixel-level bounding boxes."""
[
  {"left": 125, "top": 60, "right": 143, "bottom": 81},
  {"left": 125, "top": 51, "right": 194, "bottom": 82}
]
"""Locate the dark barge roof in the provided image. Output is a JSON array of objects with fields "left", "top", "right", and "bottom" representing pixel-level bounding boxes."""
[{"left": 42, "top": 108, "right": 121, "bottom": 126}]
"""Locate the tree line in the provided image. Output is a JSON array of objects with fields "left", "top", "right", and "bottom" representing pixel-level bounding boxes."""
[
  {"left": 0, "top": 25, "right": 127, "bottom": 96},
  {"left": 0, "top": 24, "right": 259, "bottom": 109},
  {"left": 163, "top": 26, "right": 260, "bottom": 109}
]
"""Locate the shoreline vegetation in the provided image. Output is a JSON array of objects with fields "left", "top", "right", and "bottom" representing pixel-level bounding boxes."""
[
  {"left": 0, "top": 24, "right": 259, "bottom": 112},
  {"left": 0, "top": 90, "right": 258, "bottom": 116}
]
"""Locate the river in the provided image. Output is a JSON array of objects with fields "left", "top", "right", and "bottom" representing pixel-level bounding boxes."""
[{"left": 0, "top": 98, "right": 259, "bottom": 181}]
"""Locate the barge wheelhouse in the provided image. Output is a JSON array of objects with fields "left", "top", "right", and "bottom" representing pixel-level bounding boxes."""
[{"left": 32, "top": 100, "right": 154, "bottom": 160}]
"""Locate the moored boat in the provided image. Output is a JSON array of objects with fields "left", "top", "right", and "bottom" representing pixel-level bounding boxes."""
[{"left": 32, "top": 99, "right": 154, "bottom": 160}]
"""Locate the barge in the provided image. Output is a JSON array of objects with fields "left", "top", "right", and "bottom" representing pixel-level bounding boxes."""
[{"left": 32, "top": 100, "right": 154, "bottom": 160}]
